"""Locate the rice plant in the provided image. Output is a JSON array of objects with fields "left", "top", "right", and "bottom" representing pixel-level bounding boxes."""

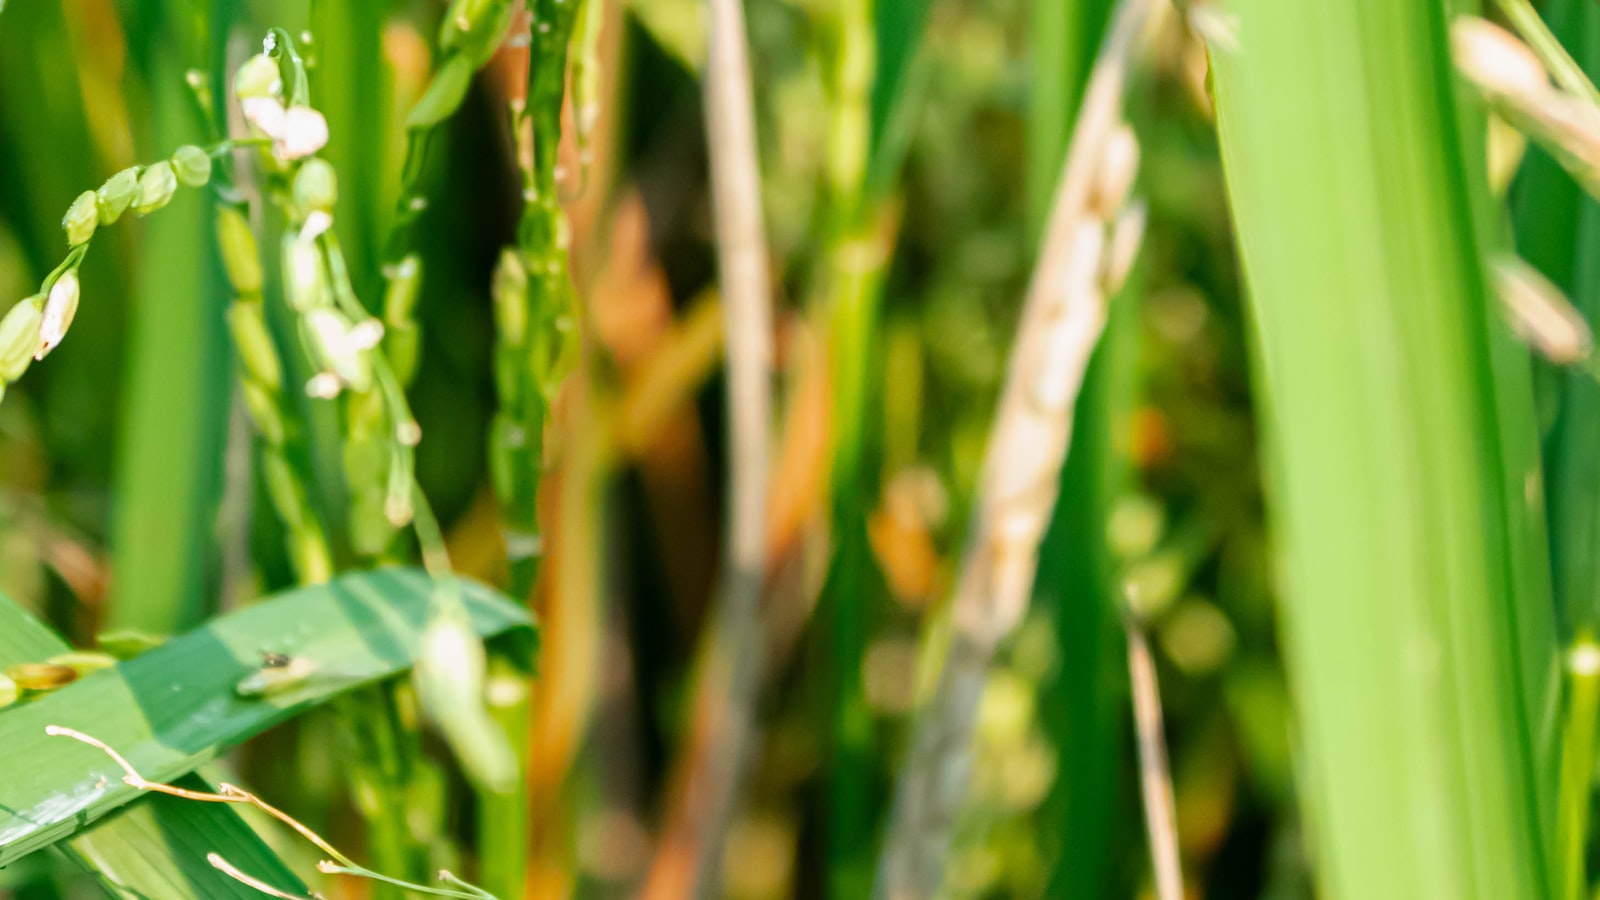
[{"left": 11, "top": 0, "right": 1600, "bottom": 898}]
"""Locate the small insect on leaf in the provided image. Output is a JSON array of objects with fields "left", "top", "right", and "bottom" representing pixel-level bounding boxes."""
[{"left": 235, "top": 656, "right": 318, "bottom": 698}]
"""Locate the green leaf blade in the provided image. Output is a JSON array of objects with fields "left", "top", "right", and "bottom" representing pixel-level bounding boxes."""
[{"left": 0, "top": 568, "right": 532, "bottom": 867}]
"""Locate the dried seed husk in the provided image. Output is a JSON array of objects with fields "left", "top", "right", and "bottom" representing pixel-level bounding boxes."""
[
  {"left": 36, "top": 273, "right": 80, "bottom": 360},
  {"left": 1089, "top": 124, "right": 1141, "bottom": 219},
  {"left": 6, "top": 663, "right": 79, "bottom": 691}
]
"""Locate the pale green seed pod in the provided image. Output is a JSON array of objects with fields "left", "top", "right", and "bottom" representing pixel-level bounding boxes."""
[
  {"left": 0, "top": 300, "right": 43, "bottom": 380},
  {"left": 261, "top": 448, "right": 309, "bottom": 529},
  {"left": 216, "top": 207, "right": 263, "bottom": 294},
  {"left": 240, "top": 380, "right": 286, "bottom": 445},
  {"left": 97, "top": 167, "right": 139, "bottom": 225},
  {"left": 491, "top": 248, "right": 528, "bottom": 344},
  {"left": 487, "top": 412, "right": 522, "bottom": 502},
  {"left": 406, "top": 55, "right": 474, "bottom": 131},
  {"left": 493, "top": 345, "right": 521, "bottom": 408},
  {"left": 292, "top": 158, "right": 338, "bottom": 215},
  {"left": 349, "top": 490, "right": 395, "bottom": 557},
  {"left": 440, "top": 0, "right": 515, "bottom": 65},
  {"left": 0, "top": 380, "right": 7, "bottom": 408},
  {"left": 234, "top": 53, "right": 281, "bottom": 101},
  {"left": 133, "top": 162, "right": 178, "bottom": 215},
  {"left": 170, "top": 145, "right": 213, "bottom": 187},
  {"left": 282, "top": 235, "right": 327, "bottom": 311},
  {"left": 227, "top": 302, "right": 282, "bottom": 390},
  {"left": 385, "top": 325, "right": 420, "bottom": 386},
  {"left": 62, "top": 191, "right": 99, "bottom": 246},
  {"left": 382, "top": 255, "right": 422, "bottom": 325}
]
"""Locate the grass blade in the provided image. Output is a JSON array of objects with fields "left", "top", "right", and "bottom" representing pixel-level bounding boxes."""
[
  {"left": 1211, "top": 1, "right": 1558, "bottom": 895},
  {"left": 0, "top": 591, "right": 308, "bottom": 898},
  {"left": 0, "top": 568, "right": 533, "bottom": 867}
]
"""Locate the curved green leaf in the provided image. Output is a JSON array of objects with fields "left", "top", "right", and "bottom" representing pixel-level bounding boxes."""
[
  {"left": 0, "top": 590, "right": 307, "bottom": 898},
  {"left": 0, "top": 568, "right": 533, "bottom": 867}
]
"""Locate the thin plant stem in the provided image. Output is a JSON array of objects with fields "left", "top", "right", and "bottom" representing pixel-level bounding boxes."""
[
  {"left": 640, "top": 0, "right": 774, "bottom": 892},
  {"left": 873, "top": 0, "right": 1165, "bottom": 894},
  {"left": 45, "top": 726, "right": 502, "bottom": 900},
  {"left": 1560, "top": 636, "right": 1600, "bottom": 900},
  {"left": 1124, "top": 613, "right": 1184, "bottom": 900},
  {"left": 208, "top": 854, "right": 319, "bottom": 900}
]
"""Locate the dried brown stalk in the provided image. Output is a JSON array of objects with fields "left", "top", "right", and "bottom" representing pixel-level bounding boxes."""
[
  {"left": 873, "top": 0, "right": 1167, "bottom": 895},
  {"left": 1125, "top": 614, "right": 1184, "bottom": 900},
  {"left": 639, "top": 0, "right": 775, "bottom": 892}
]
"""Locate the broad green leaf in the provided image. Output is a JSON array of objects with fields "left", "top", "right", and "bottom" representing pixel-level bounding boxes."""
[
  {"left": 1212, "top": 1, "right": 1558, "bottom": 897},
  {"left": 108, "top": 2, "right": 233, "bottom": 634},
  {"left": 0, "top": 590, "right": 307, "bottom": 898},
  {"left": 1026, "top": 0, "right": 1112, "bottom": 240},
  {"left": 0, "top": 568, "right": 533, "bottom": 867}
]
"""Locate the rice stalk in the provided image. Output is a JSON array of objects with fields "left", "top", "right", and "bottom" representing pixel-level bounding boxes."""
[{"left": 873, "top": 0, "right": 1165, "bottom": 894}]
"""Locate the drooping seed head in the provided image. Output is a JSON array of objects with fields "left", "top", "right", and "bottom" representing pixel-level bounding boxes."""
[
  {"left": 96, "top": 167, "right": 139, "bottom": 225},
  {"left": 170, "top": 145, "right": 213, "bottom": 187},
  {"left": 133, "top": 162, "right": 178, "bottom": 215},
  {"left": 62, "top": 191, "right": 99, "bottom": 246},
  {"left": 36, "top": 272, "right": 80, "bottom": 361}
]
